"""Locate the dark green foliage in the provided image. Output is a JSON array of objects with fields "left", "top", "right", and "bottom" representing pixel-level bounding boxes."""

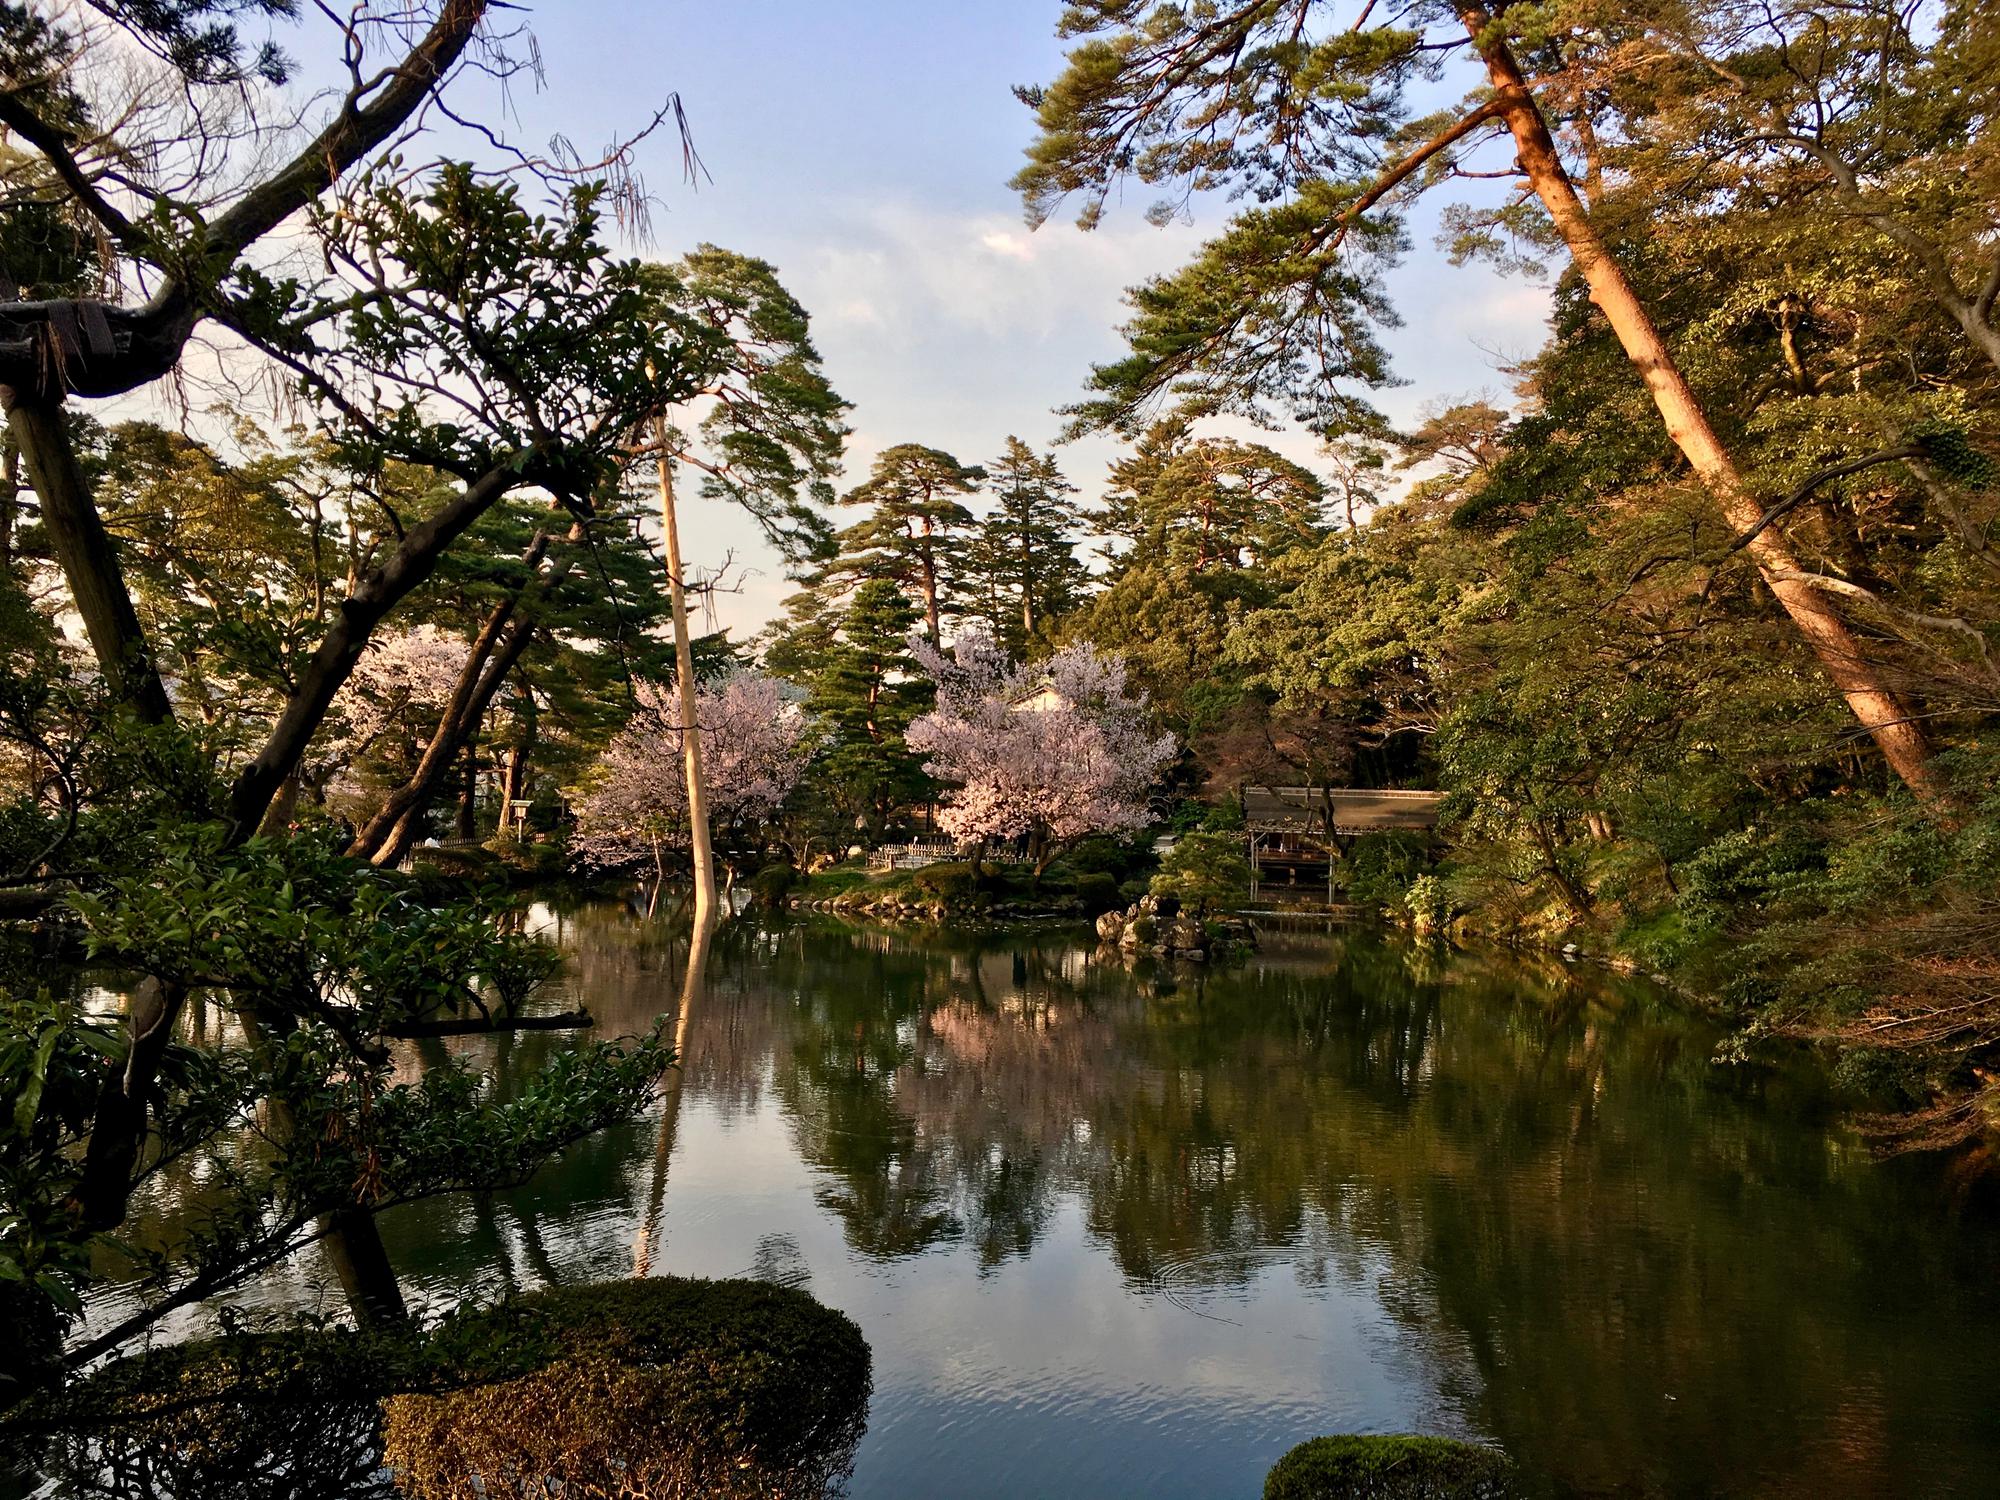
[
  {"left": 749, "top": 862, "right": 799, "bottom": 905},
  {"left": 828, "top": 443, "right": 984, "bottom": 642},
  {"left": 19, "top": 1321, "right": 411, "bottom": 1499},
  {"left": 1345, "top": 832, "right": 1435, "bottom": 910},
  {"left": 804, "top": 577, "right": 934, "bottom": 834},
  {"left": 640, "top": 245, "right": 849, "bottom": 563},
  {"left": 1073, "top": 871, "right": 1122, "bottom": 914},
  {"left": 1061, "top": 834, "right": 1154, "bottom": 882},
  {"left": 911, "top": 861, "right": 983, "bottom": 905},
  {"left": 1151, "top": 833, "right": 1253, "bottom": 915},
  {"left": 1264, "top": 1435, "right": 1518, "bottom": 1500},
  {"left": 17, "top": 1278, "right": 870, "bottom": 1500},
  {"left": 90, "top": 2, "right": 297, "bottom": 87},
  {"left": 967, "top": 436, "right": 1090, "bottom": 652}
]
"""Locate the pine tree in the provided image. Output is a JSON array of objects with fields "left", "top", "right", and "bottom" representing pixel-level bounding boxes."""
[
  {"left": 808, "top": 578, "right": 933, "bottom": 836},
  {"left": 1013, "top": 0, "right": 1943, "bottom": 800},
  {"left": 978, "top": 436, "right": 1090, "bottom": 652},
  {"left": 832, "top": 444, "right": 984, "bottom": 644},
  {"left": 1103, "top": 424, "right": 1326, "bottom": 576}
]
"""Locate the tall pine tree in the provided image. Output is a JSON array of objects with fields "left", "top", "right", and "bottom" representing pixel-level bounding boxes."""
[
  {"left": 977, "top": 436, "right": 1089, "bottom": 652},
  {"left": 831, "top": 444, "right": 984, "bottom": 644}
]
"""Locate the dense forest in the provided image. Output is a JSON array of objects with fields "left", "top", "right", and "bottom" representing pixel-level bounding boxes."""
[{"left": 1, "top": 0, "right": 1997, "bottom": 1476}]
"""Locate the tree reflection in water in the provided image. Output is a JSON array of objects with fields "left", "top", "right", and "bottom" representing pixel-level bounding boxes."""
[
  {"left": 528, "top": 911, "right": 1997, "bottom": 1499},
  {"left": 73, "top": 904, "right": 2000, "bottom": 1498}
]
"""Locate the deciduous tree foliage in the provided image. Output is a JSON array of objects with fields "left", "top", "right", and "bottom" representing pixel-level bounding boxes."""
[
  {"left": 573, "top": 673, "right": 809, "bottom": 889},
  {"left": 908, "top": 634, "right": 1175, "bottom": 875},
  {"left": 0, "top": 0, "right": 703, "bottom": 1383}
]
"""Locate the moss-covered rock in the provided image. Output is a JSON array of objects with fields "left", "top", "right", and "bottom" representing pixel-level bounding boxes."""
[{"left": 1264, "top": 1435, "right": 1517, "bottom": 1500}]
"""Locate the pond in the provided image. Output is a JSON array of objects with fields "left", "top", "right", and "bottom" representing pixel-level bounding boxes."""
[{"left": 82, "top": 905, "right": 2000, "bottom": 1496}]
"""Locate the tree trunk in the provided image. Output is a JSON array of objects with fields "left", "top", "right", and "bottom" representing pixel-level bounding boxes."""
[
  {"left": 240, "top": 1013, "right": 411, "bottom": 1329},
  {"left": 349, "top": 532, "right": 549, "bottom": 860},
  {"left": 456, "top": 734, "right": 479, "bottom": 841},
  {"left": 918, "top": 516, "right": 942, "bottom": 644},
  {"left": 500, "top": 712, "right": 533, "bottom": 832},
  {"left": 372, "top": 622, "right": 538, "bottom": 870},
  {"left": 656, "top": 421, "right": 719, "bottom": 932},
  {"left": 1529, "top": 816, "right": 1594, "bottom": 919},
  {"left": 0, "top": 437, "right": 18, "bottom": 577},
  {"left": 258, "top": 772, "right": 302, "bottom": 836},
  {"left": 4, "top": 395, "right": 173, "bottom": 723},
  {"left": 318, "top": 1204, "right": 409, "bottom": 1327},
  {"left": 1020, "top": 527, "right": 1036, "bottom": 640},
  {"left": 1461, "top": 9, "right": 1942, "bottom": 802}
]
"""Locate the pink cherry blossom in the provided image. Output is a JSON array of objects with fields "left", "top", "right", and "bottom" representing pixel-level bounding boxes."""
[
  {"left": 574, "top": 672, "right": 810, "bottom": 868},
  {"left": 907, "top": 634, "right": 1176, "bottom": 870}
]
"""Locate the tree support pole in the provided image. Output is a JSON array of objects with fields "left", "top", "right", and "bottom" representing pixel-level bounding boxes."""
[{"left": 656, "top": 417, "right": 719, "bottom": 930}]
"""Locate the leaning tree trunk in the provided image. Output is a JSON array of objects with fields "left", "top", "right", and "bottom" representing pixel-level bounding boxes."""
[
  {"left": 655, "top": 421, "right": 719, "bottom": 931},
  {"left": 349, "top": 531, "right": 551, "bottom": 861},
  {"left": 373, "top": 619, "right": 540, "bottom": 870},
  {"left": 4, "top": 397, "right": 173, "bottom": 723},
  {"left": 1460, "top": 7, "right": 1943, "bottom": 803}
]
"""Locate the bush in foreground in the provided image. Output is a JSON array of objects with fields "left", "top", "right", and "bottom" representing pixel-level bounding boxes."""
[
  {"left": 16, "top": 1323, "right": 413, "bottom": 1499},
  {"left": 1265, "top": 1435, "right": 1518, "bottom": 1500},
  {"left": 13, "top": 1278, "right": 870, "bottom": 1500},
  {"left": 388, "top": 1278, "right": 871, "bottom": 1500}
]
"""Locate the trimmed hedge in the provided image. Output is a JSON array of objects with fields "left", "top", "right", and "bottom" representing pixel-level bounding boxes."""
[
  {"left": 18, "top": 1324, "right": 411, "bottom": 1499},
  {"left": 388, "top": 1277, "right": 871, "bottom": 1500},
  {"left": 1265, "top": 1435, "right": 1518, "bottom": 1500},
  {"left": 749, "top": 862, "right": 799, "bottom": 905},
  {"left": 1074, "top": 870, "right": 1122, "bottom": 913},
  {"left": 18, "top": 1278, "right": 870, "bottom": 1500},
  {"left": 911, "top": 861, "right": 982, "bottom": 904}
]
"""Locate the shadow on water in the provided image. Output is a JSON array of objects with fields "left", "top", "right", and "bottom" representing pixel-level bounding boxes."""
[{"left": 39, "top": 905, "right": 2000, "bottom": 1498}]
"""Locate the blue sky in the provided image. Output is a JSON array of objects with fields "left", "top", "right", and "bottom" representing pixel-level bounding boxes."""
[{"left": 384, "top": 4, "right": 1552, "bottom": 633}]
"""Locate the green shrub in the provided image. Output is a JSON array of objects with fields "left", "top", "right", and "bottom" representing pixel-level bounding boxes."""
[
  {"left": 1062, "top": 835, "right": 1152, "bottom": 882},
  {"left": 410, "top": 843, "right": 501, "bottom": 880},
  {"left": 19, "top": 1323, "right": 416, "bottom": 1499},
  {"left": 1615, "top": 904, "right": 1691, "bottom": 971},
  {"left": 911, "top": 861, "right": 982, "bottom": 905},
  {"left": 390, "top": 1278, "right": 870, "bottom": 1500},
  {"left": 1150, "top": 833, "right": 1253, "bottom": 914},
  {"left": 802, "top": 862, "right": 871, "bottom": 898},
  {"left": 748, "top": 863, "right": 798, "bottom": 905},
  {"left": 1264, "top": 1435, "right": 1518, "bottom": 1500},
  {"left": 1074, "top": 871, "right": 1122, "bottom": 914},
  {"left": 1345, "top": 831, "right": 1434, "bottom": 908},
  {"left": 1404, "top": 874, "right": 1451, "bottom": 933},
  {"left": 485, "top": 835, "right": 567, "bottom": 878}
]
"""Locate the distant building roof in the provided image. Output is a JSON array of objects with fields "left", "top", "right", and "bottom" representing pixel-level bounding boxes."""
[
  {"left": 1007, "top": 680, "right": 1067, "bottom": 713},
  {"left": 1240, "top": 785, "right": 1444, "bottom": 833}
]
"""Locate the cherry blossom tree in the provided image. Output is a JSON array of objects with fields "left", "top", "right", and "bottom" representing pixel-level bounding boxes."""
[
  {"left": 574, "top": 673, "right": 811, "bottom": 901},
  {"left": 314, "top": 626, "right": 471, "bottom": 815},
  {"left": 908, "top": 635, "right": 1176, "bottom": 876}
]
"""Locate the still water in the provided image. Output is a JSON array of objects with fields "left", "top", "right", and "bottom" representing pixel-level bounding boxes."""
[{"left": 118, "top": 905, "right": 2000, "bottom": 1495}]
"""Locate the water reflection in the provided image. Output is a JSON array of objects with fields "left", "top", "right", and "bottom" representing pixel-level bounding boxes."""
[{"left": 90, "top": 908, "right": 2000, "bottom": 1498}]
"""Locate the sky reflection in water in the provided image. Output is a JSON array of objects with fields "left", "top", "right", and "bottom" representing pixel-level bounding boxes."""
[{"left": 110, "top": 906, "right": 2000, "bottom": 1499}]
